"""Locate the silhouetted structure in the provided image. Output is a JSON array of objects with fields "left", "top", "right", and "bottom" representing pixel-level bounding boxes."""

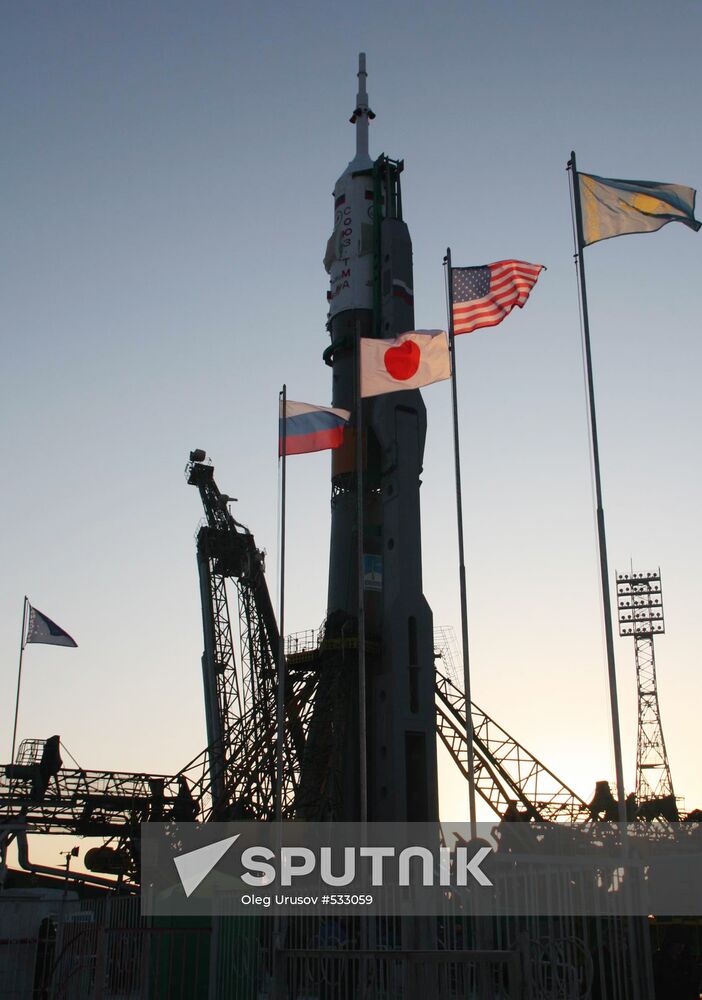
[{"left": 616, "top": 568, "right": 677, "bottom": 819}]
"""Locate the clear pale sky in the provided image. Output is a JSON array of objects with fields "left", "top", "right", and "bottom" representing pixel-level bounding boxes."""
[{"left": 2, "top": 2, "right": 701, "bottom": 867}]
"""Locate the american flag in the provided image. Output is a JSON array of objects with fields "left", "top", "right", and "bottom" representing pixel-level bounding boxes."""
[{"left": 451, "top": 260, "right": 544, "bottom": 335}]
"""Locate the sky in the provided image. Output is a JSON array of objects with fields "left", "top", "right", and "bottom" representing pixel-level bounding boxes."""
[{"left": 2, "top": 1, "right": 701, "bottom": 870}]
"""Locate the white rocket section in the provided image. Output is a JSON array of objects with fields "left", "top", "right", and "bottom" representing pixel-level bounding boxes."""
[
  {"left": 326, "top": 53, "right": 375, "bottom": 320},
  {"left": 347, "top": 52, "right": 372, "bottom": 175}
]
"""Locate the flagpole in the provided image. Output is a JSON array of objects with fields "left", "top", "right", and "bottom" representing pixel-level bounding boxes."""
[
  {"left": 8, "top": 596, "right": 29, "bottom": 809},
  {"left": 355, "top": 320, "right": 368, "bottom": 823},
  {"left": 272, "top": 389, "right": 289, "bottom": 999},
  {"left": 445, "top": 248, "right": 478, "bottom": 841},
  {"left": 276, "top": 386, "right": 287, "bottom": 822},
  {"left": 10, "top": 597, "right": 29, "bottom": 770},
  {"left": 568, "top": 151, "right": 627, "bottom": 826}
]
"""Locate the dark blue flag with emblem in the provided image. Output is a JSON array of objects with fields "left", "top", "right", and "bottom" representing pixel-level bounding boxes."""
[{"left": 25, "top": 604, "right": 77, "bottom": 648}]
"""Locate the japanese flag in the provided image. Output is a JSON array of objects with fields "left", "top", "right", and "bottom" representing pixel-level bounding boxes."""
[{"left": 360, "top": 330, "right": 451, "bottom": 398}]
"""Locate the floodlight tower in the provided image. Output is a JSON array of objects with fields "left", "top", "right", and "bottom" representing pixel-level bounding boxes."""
[{"left": 615, "top": 568, "right": 676, "bottom": 812}]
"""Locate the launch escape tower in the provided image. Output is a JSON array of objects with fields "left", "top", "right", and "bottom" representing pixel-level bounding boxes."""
[
  {"left": 616, "top": 568, "right": 677, "bottom": 817},
  {"left": 314, "top": 54, "right": 439, "bottom": 823}
]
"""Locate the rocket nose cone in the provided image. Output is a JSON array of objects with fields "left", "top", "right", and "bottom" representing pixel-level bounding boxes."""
[{"left": 344, "top": 53, "right": 372, "bottom": 174}]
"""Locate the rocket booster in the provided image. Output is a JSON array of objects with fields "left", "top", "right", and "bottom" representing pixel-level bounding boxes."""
[{"left": 318, "top": 55, "right": 439, "bottom": 824}]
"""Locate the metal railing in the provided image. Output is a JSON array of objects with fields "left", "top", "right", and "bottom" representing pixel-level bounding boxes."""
[{"left": 0, "top": 867, "right": 656, "bottom": 1000}]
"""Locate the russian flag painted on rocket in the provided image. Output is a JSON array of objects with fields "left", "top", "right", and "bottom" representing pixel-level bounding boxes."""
[{"left": 279, "top": 400, "right": 351, "bottom": 456}]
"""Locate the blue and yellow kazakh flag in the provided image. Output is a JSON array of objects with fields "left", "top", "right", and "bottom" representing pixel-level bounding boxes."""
[{"left": 577, "top": 172, "right": 700, "bottom": 247}]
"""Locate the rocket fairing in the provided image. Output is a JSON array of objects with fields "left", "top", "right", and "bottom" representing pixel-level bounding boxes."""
[{"left": 321, "top": 54, "right": 439, "bottom": 824}]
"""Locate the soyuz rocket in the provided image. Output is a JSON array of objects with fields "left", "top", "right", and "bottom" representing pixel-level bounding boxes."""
[{"left": 321, "top": 54, "right": 439, "bottom": 824}]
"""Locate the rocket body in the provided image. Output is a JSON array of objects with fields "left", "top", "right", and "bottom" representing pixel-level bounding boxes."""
[{"left": 321, "top": 56, "right": 439, "bottom": 824}]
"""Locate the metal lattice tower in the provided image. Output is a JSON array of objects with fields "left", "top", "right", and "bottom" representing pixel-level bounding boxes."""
[
  {"left": 185, "top": 452, "right": 354, "bottom": 823},
  {"left": 616, "top": 568, "right": 676, "bottom": 811},
  {"left": 435, "top": 670, "right": 591, "bottom": 822}
]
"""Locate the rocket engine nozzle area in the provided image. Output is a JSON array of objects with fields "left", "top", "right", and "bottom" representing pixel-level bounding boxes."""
[{"left": 349, "top": 108, "right": 376, "bottom": 124}]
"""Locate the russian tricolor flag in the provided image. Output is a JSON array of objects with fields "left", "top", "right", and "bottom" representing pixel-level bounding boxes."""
[{"left": 280, "top": 400, "right": 351, "bottom": 456}]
